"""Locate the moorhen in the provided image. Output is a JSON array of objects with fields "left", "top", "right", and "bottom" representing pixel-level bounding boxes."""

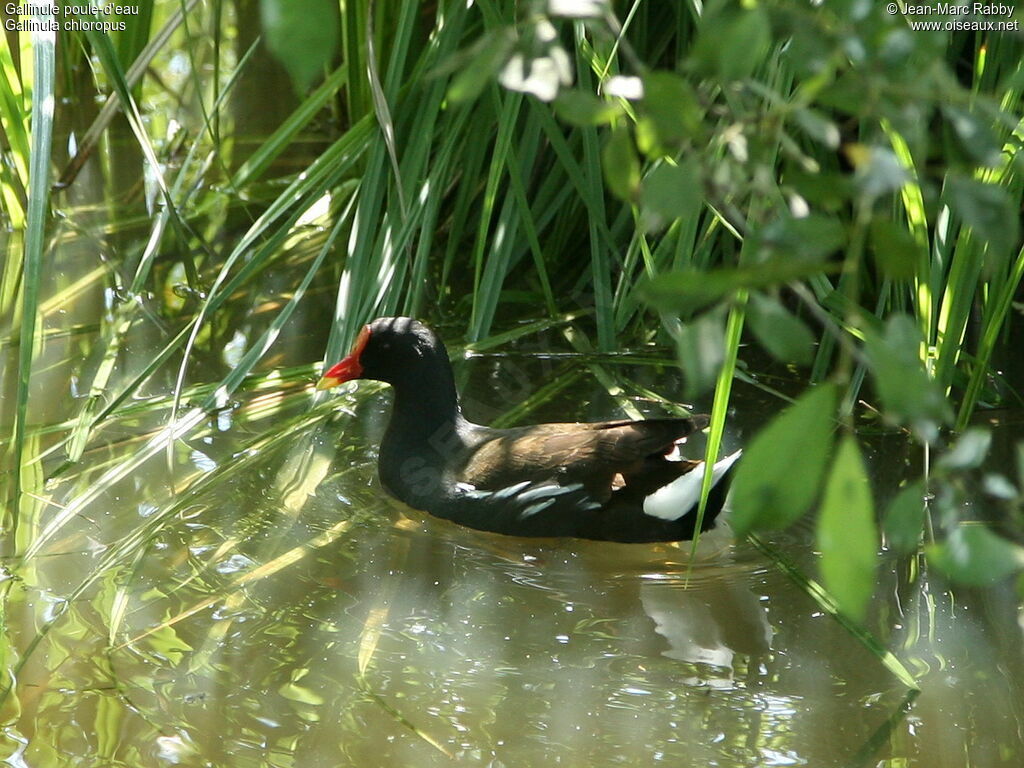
[{"left": 317, "top": 317, "right": 740, "bottom": 543}]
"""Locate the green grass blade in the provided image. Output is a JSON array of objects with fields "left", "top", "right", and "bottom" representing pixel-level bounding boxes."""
[
  {"left": 24, "top": 194, "right": 354, "bottom": 559},
  {"left": 230, "top": 64, "right": 354, "bottom": 189},
  {"left": 468, "top": 89, "right": 523, "bottom": 341},
  {"left": 10, "top": 21, "right": 56, "bottom": 538},
  {"left": 62, "top": 38, "right": 261, "bottom": 463},
  {"left": 688, "top": 291, "right": 746, "bottom": 559},
  {"left": 56, "top": 0, "right": 203, "bottom": 187},
  {"left": 575, "top": 28, "right": 614, "bottom": 351},
  {"left": 0, "top": 32, "right": 29, "bottom": 225},
  {"left": 956, "top": 241, "right": 1024, "bottom": 430},
  {"left": 748, "top": 533, "right": 919, "bottom": 690},
  {"left": 365, "top": 2, "right": 412, "bottom": 222}
]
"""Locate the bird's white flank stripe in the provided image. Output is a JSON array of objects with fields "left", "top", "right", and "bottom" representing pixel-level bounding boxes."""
[{"left": 642, "top": 451, "right": 742, "bottom": 521}]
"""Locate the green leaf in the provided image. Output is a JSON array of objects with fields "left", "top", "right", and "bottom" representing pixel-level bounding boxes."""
[
  {"left": 637, "top": 71, "right": 702, "bottom": 153},
  {"left": 817, "top": 436, "right": 877, "bottom": 622},
  {"left": 760, "top": 214, "right": 847, "bottom": 262},
  {"left": 792, "top": 108, "right": 840, "bottom": 149},
  {"left": 602, "top": 126, "right": 640, "bottom": 201},
  {"left": 864, "top": 315, "right": 952, "bottom": 442},
  {"left": 640, "top": 159, "right": 701, "bottom": 228},
  {"left": 142, "top": 624, "right": 193, "bottom": 665},
  {"left": 941, "top": 105, "right": 1002, "bottom": 167},
  {"left": 818, "top": 73, "right": 870, "bottom": 116},
  {"left": 784, "top": 168, "right": 851, "bottom": 212},
  {"left": 783, "top": 26, "right": 832, "bottom": 78},
  {"left": 870, "top": 219, "right": 920, "bottom": 281},
  {"left": 639, "top": 259, "right": 833, "bottom": 317},
  {"left": 279, "top": 681, "right": 326, "bottom": 706},
  {"left": 982, "top": 474, "right": 1018, "bottom": 500},
  {"left": 730, "top": 384, "right": 838, "bottom": 536},
  {"left": 553, "top": 89, "right": 622, "bottom": 126},
  {"left": 260, "top": 0, "right": 339, "bottom": 92},
  {"left": 674, "top": 307, "right": 727, "bottom": 398},
  {"left": 937, "top": 428, "right": 991, "bottom": 472},
  {"left": 722, "top": 8, "right": 772, "bottom": 81},
  {"left": 947, "top": 175, "right": 1019, "bottom": 266},
  {"left": 846, "top": 145, "right": 909, "bottom": 201},
  {"left": 883, "top": 481, "right": 926, "bottom": 555},
  {"left": 447, "top": 30, "right": 516, "bottom": 103},
  {"left": 746, "top": 293, "right": 815, "bottom": 365},
  {"left": 693, "top": 8, "right": 771, "bottom": 82},
  {"left": 928, "top": 525, "right": 1024, "bottom": 587}
]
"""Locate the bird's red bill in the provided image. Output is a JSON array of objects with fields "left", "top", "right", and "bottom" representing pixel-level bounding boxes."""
[{"left": 316, "top": 325, "right": 371, "bottom": 389}]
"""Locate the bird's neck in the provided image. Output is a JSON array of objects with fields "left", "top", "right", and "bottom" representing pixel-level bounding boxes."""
[
  {"left": 379, "top": 368, "right": 470, "bottom": 504},
  {"left": 390, "top": 377, "right": 465, "bottom": 437},
  {"left": 382, "top": 361, "right": 469, "bottom": 457}
]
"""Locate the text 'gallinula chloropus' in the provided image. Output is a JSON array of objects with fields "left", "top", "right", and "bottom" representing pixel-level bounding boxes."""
[{"left": 317, "top": 317, "right": 740, "bottom": 542}]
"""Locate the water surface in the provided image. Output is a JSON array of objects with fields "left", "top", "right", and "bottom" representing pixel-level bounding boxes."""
[{"left": 4, "top": 343, "right": 1022, "bottom": 766}]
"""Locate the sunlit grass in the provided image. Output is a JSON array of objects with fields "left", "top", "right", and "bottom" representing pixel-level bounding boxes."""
[{"left": 8, "top": 24, "right": 55, "bottom": 545}]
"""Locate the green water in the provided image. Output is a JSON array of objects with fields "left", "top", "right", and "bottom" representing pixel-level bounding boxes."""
[{"left": 3, "top": 334, "right": 1023, "bottom": 766}]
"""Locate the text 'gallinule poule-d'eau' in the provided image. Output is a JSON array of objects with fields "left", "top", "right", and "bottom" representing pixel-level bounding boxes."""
[{"left": 317, "top": 317, "right": 740, "bottom": 543}]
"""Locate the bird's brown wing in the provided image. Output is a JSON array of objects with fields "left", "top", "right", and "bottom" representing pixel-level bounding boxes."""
[{"left": 460, "top": 417, "right": 706, "bottom": 502}]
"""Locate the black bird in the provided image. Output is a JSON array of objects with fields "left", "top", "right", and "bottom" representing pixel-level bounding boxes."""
[{"left": 317, "top": 317, "right": 739, "bottom": 542}]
